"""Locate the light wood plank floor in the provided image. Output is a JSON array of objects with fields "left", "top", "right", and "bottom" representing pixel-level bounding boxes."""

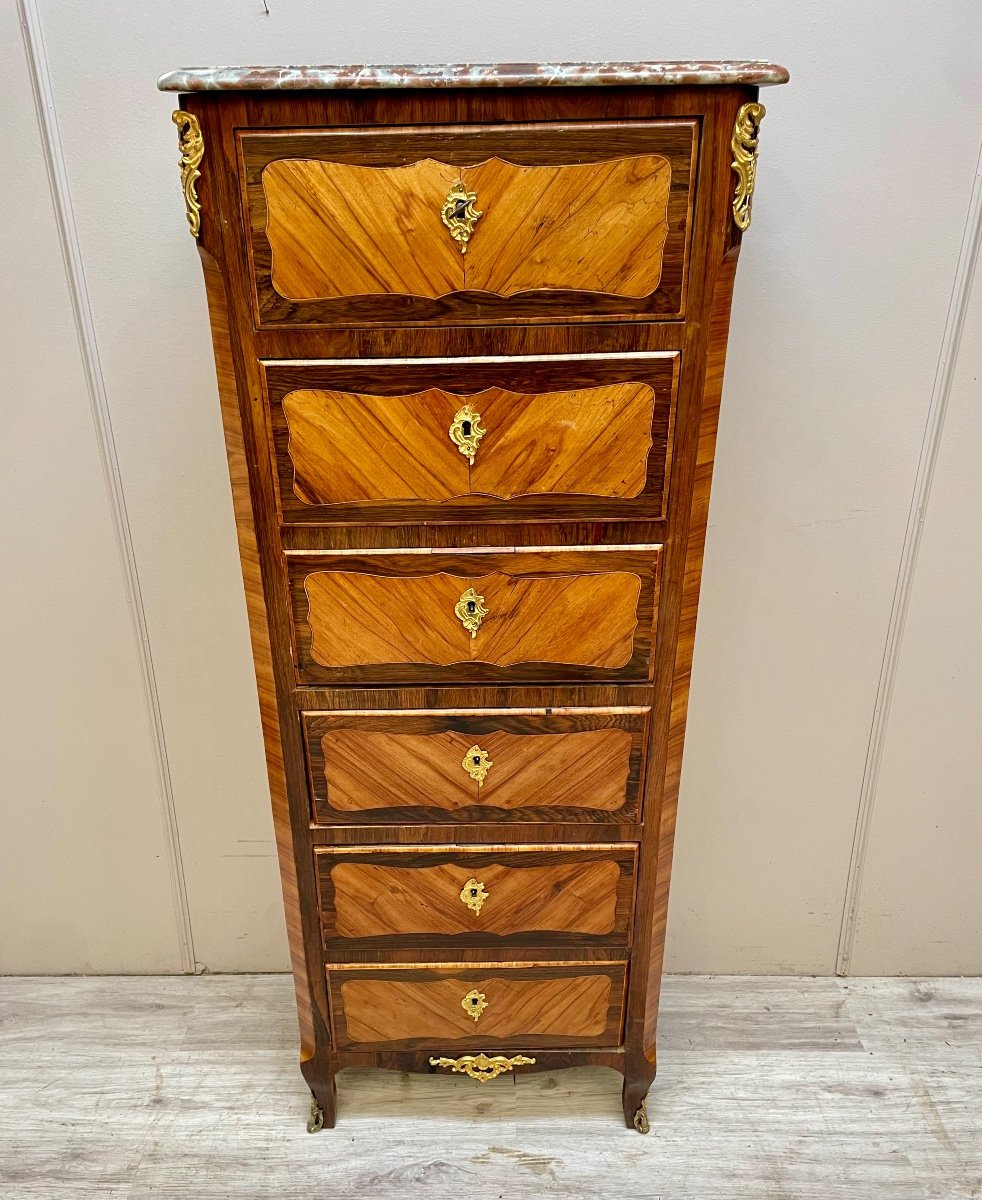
[{"left": 0, "top": 975, "right": 979, "bottom": 1199}]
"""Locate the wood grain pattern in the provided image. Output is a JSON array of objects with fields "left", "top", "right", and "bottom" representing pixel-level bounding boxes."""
[
  {"left": 283, "top": 387, "right": 465, "bottom": 504},
  {"left": 320, "top": 728, "right": 475, "bottom": 812},
  {"left": 332, "top": 860, "right": 621, "bottom": 938},
  {"left": 198, "top": 249, "right": 316, "bottom": 1063},
  {"left": 288, "top": 548, "right": 660, "bottom": 686},
  {"left": 304, "top": 570, "right": 641, "bottom": 668},
  {"left": 264, "top": 158, "right": 462, "bottom": 300},
  {"left": 614, "top": 97, "right": 749, "bottom": 1100},
  {"left": 281, "top": 384, "right": 656, "bottom": 505},
  {"left": 462, "top": 156, "right": 671, "bottom": 296},
  {"left": 264, "top": 352, "right": 678, "bottom": 525},
  {"left": 341, "top": 976, "right": 611, "bottom": 1045},
  {"left": 241, "top": 120, "right": 697, "bottom": 325},
  {"left": 194, "top": 97, "right": 341, "bottom": 1125},
  {"left": 328, "top": 963, "right": 625, "bottom": 1049},
  {"left": 477, "top": 729, "right": 634, "bottom": 811},
  {"left": 263, "top": 154, "right": 671, "bottom": 300},
  {"left": 303, "top": 708, "right": 644, "bottom": 825},
  {"left": 317, "top": 846, "right": 634, "bottom": 946},
  {"left": 644, "top": 245, "right": 740, "bottom": 1058},
  {"left": 472, "top": 384, "right": 655, "bottom": 499}
]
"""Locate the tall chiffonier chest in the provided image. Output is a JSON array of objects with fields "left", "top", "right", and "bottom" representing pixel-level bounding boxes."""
[{"left": 159, "top": 59, "right": 788, "bottom": 1133}]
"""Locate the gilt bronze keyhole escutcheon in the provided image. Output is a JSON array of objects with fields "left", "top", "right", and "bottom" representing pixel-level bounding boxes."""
[
  {"left": 440, "top": 181, "right": 482, "bottom": 253},
  {"left": 459, "top": 877, "right": 489, "bottom": 916},
  {"left": 462, "top": 745, "right": 493, "bottom": 786},
  {"left": 449, "top": 404, "right": 486, "bottom": 464},
  {"left": 454, "top": 587, "right": 488, "bottom": 638},
  {"left": 461, "top": 989, "right": 488, "bottom": 1022}
]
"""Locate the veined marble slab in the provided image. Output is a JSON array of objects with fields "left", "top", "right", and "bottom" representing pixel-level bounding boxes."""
[{"left": 158, "top": 60, "right": 790, "bottom": 92}]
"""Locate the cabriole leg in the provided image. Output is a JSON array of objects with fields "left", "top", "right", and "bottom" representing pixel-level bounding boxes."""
[
  {"left": 622, "top": 1058, "right": 657, "bottom": 1134},
  {"left": 302, "top": 1060, "right": 337, "bottom": 1132}
]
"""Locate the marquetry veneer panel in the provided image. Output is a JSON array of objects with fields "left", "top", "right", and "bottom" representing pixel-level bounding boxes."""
[
  {"left": 264, "top": 156, "right": 672, "bottom": 300},
  {"left": 315, "top": 845, "right": 636, "bottom": 950},
  {"left": 284, "top": 384, "right": 657, "bottom": 502},
  {"left": 327, "top": 962, "right": 626, "bottom": 1050},
  {"left": 288, "top": 548, "right": 661, "bottom": 685},
  {"left": 262, "top": 352, "right": 679, "bottom": 525},
  {"left": 240, "top": 121, "right": 697, "bottom": 325},
  {"left": 302, "top": 708, "right": 648, "bottom": 825}
]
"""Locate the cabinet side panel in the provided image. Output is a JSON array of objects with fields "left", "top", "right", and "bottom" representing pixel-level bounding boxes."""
[
  {"left": 644, "top": 245, "right": 739, "bottom": 1053},
  {"left": 199, "top": 247, "right": 314, "bottom": 1059}
]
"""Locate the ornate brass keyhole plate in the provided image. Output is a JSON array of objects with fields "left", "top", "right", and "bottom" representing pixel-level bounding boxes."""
[
  {"left": 448, "top": 404, "right": 486, "bottom": 464},
  {"left": 461, "top": 989, "right": 488, "bottom": 1022},
  {"left": 440, "top": 181, "right": 482, "bottom": 253},
  {"left": 459, "top": 877, "right": 489, "bottom": 915},
  {"left": 454, "top": 588, "right": 488, "bottom": 638},
  {"left": 462, "top": 745, "right": 493, "bottom": 786}
]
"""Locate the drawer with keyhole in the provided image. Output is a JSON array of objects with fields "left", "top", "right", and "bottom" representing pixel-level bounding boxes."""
[
  {"left": 326, "top": 961, "right": 627, "bottom": 1051},
  {"left": 286, "top": 546, "right": 661, "bottom": 687},
  {"left": 241, "top": 120, "right": 697, "bottom": 327},
  {"left": 314, "top": 844, "right": 637, "bottom": 952},
  {"left": 261, "top": 351, "right": 679, "bottom": 526},
  {"left": 301, "top": 707, "right": 649, "bottom": 826}
]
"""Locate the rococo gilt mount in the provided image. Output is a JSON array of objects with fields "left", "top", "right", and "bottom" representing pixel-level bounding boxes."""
[{"left": 160, "top": 59, "right": 788, "bottom": 1134}]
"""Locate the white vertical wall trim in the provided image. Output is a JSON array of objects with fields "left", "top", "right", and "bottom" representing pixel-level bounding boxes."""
[
  {"left": 16, "top": 0, "right": 196, "bottom": 972},
  {"left": 835, "top": 141, "right": 982, "bottom": 976}
]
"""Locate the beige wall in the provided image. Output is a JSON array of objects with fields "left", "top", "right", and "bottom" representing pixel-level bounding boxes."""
[
  {"left": 2, "top": 1, "right": 980, "bottom": 975},
  {"left": 0, "top": 3, "right": 188, "bottom": 973},
  {"left": 848, "top": 254, "right": 982, "bottom": 976}
]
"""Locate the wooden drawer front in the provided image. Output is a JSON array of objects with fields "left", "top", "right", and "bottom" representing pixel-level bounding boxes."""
[
  {"left": 316, "top": 846, "right": 636, "bottom": 950},
  {"left": 288, "top": 547, "right": 660, "bottom": 685},
  {"left": 264, "top": 353, "right": 678, "bottom": 524},
  {"left": 328, "top": 963, "right": 626, "bottom": 1050},
  {"left": 241, "top": 121, "right": 697, "bottom": 325},
  {"left": 303, "top": 708, "right": 648, "bottom": 826}
]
